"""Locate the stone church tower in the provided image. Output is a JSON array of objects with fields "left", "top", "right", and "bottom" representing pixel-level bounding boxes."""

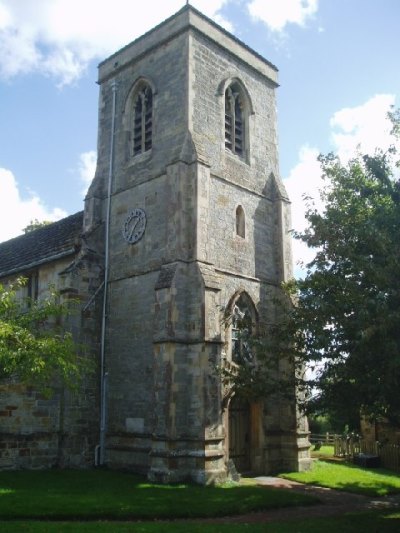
[{"left": 84, "top": 5, "right": 310, "bottom": 483}]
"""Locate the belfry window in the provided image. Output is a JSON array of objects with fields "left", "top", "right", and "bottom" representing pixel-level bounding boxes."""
[
  {"left": 225, "top": 83, "right": 244, "bottom": 156},
  {"left": 132, "top": 85, "right": 153, "bottom": 155}
]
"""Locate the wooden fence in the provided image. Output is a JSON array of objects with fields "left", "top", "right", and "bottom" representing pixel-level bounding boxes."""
[
  {"left": 309, "top": 433, "right": 336, "bottom": 445},
  {"left": 333, "top": 436, "right": 400, "bottom": 472}
]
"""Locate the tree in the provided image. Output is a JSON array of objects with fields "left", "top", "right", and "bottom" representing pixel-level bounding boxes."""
[
  {"left": 223, "top": 112, "right": 400, "bottom": 427},
  {"left": 0, "top": 278, "right": 85, "bottom": 395},
  {"left": 23, "top": 219, "right": 52, "bottom": 234},
  {"left": 293, "top": 145, "right": 400, "bottom": 425}
]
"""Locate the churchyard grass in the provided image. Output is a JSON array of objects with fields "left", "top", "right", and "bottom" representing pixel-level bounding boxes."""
[
  {"left": 0, "top": 469, "right": 317, "bottom": 521},
  {"left": 310, "top": 444, "right": 334, "bottom": 458},
  {"left": 1, "top": 509, "right": 399, "bottom": 532},
  {"left": 281, "top": 459, "right": 400, "bottom": 496}
]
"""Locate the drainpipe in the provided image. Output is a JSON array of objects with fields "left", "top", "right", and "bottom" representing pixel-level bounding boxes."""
[{"left": 99, "top": 80, "right": 117, "bottom": 466}]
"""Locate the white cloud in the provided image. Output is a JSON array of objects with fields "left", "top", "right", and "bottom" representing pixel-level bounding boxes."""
[
  {"left": 284, "top": 145, "right": 323, "bottom": 273},
  {"left": 78, "top": 151, "right": 96, "bottom": 197},
  {"left": 0, "top": 0, "right": 230, "bottom": 86},
  {"left": 330, "top": 94, "right": 397, "bottom": 162},
  {"left": 285, "top": 93, "right": 398, "bottom": 276},
  {"left": 248, "top": 0, "right": 318, "bottom": 32},
  {"left": 0, "top": 168, "right": 66, "bottom": 243}
]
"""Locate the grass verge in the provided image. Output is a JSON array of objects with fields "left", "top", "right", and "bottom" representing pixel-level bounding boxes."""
[
  {"left": 281, "top": 459, "right": 400, "bottom": 496},
  {"left": 0, "top": 469, "right": 317, "bottom": 520}
]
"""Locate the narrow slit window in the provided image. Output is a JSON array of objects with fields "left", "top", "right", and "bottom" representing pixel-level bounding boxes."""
[
  {"left": 133, "top": 85, "right": 153, "bottom": 156},
  {"left": 26, "top": 271, "right": 39, "bottom": 307},
  {"left": 236, "top": 205, "right": 245, "bottom": 238},
  {"left": 225, "top": 83, "right": 245, "bottom": 156}
]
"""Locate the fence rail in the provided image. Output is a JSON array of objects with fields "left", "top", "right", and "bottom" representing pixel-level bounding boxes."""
[
  {"left": 309, "top": 433, "right": 335, "bottom": 445},
  {"left": 333, "top": 436, "right": 400, "bottom": 472}
]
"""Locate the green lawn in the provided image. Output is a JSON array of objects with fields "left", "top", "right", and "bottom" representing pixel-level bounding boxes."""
[
  {"left": 281, "top": 459, "right": 400, "bottom": 496},
  {"left": 310, "top": 444, "right": 334, "bottom": 458},
  {"left": 2, "top": 465, "right": 400, "bottom": 531},
  {"left": 1, "top": 510, "right": 399, "bottom": 532},
  {"left": 0, "top": 469, "right": 317, "bottom": 521}
]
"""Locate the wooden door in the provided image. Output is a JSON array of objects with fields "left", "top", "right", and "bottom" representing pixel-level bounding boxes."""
[{"left": 228, "top": 396, "right": 250, "bottom": 472}]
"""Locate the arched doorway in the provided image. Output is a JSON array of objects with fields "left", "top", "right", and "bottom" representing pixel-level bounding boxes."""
[{"left": 225, "top": 291, "right": 257, "bottom": 473}]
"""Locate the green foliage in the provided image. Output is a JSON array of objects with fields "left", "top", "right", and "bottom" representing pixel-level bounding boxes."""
[
  {"left": 308, "top": 415, "right": 333, "bottom": 434},
  {"left": 222, "top": 110, "right": 400, "bottom": 427},
  {"left": 0, "top": 278, "right": 85, "bottom": 393},
  {"left": 22, "top": 219, "right": 53, "bottom": 234},
  {"left": 294, "top": 145, "right": 400, "bottom": 424}
]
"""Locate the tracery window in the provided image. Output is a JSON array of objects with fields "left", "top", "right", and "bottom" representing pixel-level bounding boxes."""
[
  {"left": 225, "top": 83, "right": 245, "bottom": 156},
  {"left": 231, "top": 294, "right": 254, "bottom": 365},
  {"left": 132, "top": 84, "right": 153, "bottom": 156}
]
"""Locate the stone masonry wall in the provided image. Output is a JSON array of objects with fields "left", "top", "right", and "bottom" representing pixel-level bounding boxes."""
[
  {"left": 87, "top": 6, "right": 309, "bottom": 480},
  {"left": 0, "top": 254, "right": 100, "bottom": 471},
  {"left": 0, "top": 383, "right": 61, "bottom": 470}
]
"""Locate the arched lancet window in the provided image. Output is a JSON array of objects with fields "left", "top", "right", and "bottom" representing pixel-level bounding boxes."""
[
  {"left": 225, "top": 82, "right": 245, "bottom": 156},
  {"left": 231, "top": 293, "right": 255, "bottom": 365},
  {"left": 236, "top": 205, "right": 245, "bottom": 238},
  {"left": 132, "top": 84, "right": 153, "bottom": 156}
]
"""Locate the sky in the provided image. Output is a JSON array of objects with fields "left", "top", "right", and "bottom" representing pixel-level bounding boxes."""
[{"left": 0, "top": 0, "right": 399, "bottom": 274}]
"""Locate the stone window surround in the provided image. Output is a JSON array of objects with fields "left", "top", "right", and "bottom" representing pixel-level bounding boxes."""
[
  {"left": 27, "top": 270, "right": 39, "bottom": 301},
  {"left": 123, "top": 77, "right": 157, "bottom": 162},
  {"left": 218, "top": 76, "right": 254, "bottom": 164},
  {"left": 224, "top": 290, "right": 258, "bottom": 365},
  {"left": 235, "top": 204, "right": 246, "bottom": 239},
  {"left": 225, "top": 83, "right": 244, "bottom": 156}
]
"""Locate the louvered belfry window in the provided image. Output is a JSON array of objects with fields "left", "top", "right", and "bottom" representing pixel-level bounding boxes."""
[
  {"left": 225, "top": 84, "right": 244, "bottom": 156},
  {"left": 133, "top": 85, "right": 153, "bottom": 155}
]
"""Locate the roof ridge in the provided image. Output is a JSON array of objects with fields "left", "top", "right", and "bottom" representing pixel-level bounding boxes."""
[{"left": 0, "top": 211, "right": 84, "bottom": 278}]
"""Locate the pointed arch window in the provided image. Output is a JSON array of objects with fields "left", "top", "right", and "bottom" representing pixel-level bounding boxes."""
[
  {"left": 225, "top": 83, "right": 245, "bottom": 157},
  {"left": 231, "top": 294, "right": 255, "bottom": 365},
  {"left": 132, "top": 84, "right": 153, "bottom": 156},
  {"left": 236, "top": 205, "right": 245, "bottom": 238}
]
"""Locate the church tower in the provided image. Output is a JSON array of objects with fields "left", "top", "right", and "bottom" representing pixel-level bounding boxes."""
[{"left": 85, "top": 5, "right": 310, "bottom": 483}]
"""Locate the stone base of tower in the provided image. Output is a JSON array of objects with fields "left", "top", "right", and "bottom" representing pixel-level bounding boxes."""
[
  {"left": 262, "top": 430, "right": 311, "bottom": 475},
  {"left": 105, "top": 433, "right": 228, "bottom": 484},
  {"left": 105, "top": 429, "right": 310, "bottom": 483},
  {"left": 148, "top": 436, "right": 228, "bottom": 485}
]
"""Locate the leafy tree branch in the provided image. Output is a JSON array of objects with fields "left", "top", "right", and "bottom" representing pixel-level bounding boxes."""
[{"left": 0, "top": 278, "right": 87, "bottom": 395}]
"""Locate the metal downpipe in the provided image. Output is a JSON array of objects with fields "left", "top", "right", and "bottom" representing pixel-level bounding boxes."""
[{"left": 99, "top": 80, "right": 117, "bottom": 466}]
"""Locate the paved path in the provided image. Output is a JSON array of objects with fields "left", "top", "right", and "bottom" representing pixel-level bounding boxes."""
[{"left": 196, "top": 477, "right": 400, "bottom": 524}]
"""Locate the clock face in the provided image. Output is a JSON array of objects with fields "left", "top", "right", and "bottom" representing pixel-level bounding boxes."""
[{"left": 122, "top": 208, "right": 146, "bottom": 244}]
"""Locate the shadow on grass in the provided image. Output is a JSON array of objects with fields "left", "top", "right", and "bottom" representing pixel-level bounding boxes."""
[
  {"left": 282, "top": 459, "right": 400, "bottom": 497},
  {"left": 0, "top": 469, "right": 319, "bottom": 521},
  {"left": 322, "top": 458, "right": 400, "bottom": 478},
  {"left": 0, "top": 509, "right": 399, "bottom": 532}
]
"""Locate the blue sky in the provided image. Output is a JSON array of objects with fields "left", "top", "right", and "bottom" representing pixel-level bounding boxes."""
[{"left": 0, "top": 0, "right": 399, "bottom": 271}]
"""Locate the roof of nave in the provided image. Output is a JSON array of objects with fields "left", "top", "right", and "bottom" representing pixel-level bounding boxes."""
[{"left": 0, "top": 211, "right": 84, "bottom": 278}]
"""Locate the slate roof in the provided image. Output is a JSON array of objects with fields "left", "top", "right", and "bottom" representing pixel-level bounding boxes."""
[{"left": 0, "top": 211, "right": 83, "bottom": 278}]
